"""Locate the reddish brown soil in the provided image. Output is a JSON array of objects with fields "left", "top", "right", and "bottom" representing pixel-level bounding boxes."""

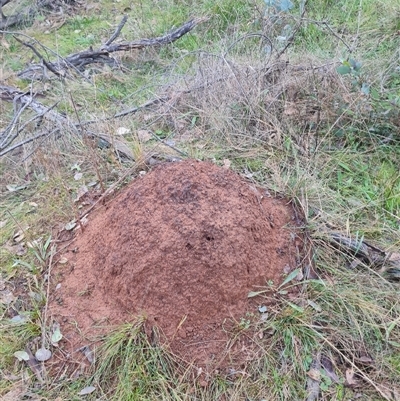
[{"left": 50, "top": 160, "right": 300, "bottom": 367}]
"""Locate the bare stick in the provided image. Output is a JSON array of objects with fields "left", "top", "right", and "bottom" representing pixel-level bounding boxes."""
[
  {"left": 13, "top": 35, "right": 65, "bottom": 78},
  {"left": 104, "top": 15, "right": 128, "bottom": 46},
  {"left": 0, "top": 128, "right": 58, "bottom": 157},
  {"left": 0, "top": 100, "right": 30, "bottom": 150}
]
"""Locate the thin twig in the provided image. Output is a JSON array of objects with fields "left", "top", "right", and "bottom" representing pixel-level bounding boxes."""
[
  {"left": 13, "top": 35, "right": 64, "bottom": 77},
  {"left": 42, "top": 244, "right": 55, "bottom": 350},
  {"left": 0, "top": 128, "right": 59, "bottom": 157},
  {"left": 147, "top": 129, "right": 188, "bottom": 157},
  {"left": 0, "top": 100, "right": 30, "bottom": 150},
  {"left": 311, "top": 20, "right": 352, "bottom": 52},
  {"left": 276, "top": 0, "right": 308, "bottom": 59}
]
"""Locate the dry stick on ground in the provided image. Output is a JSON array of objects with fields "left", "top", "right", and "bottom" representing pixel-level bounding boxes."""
[
  {"left": 0, "top": 18, "right": 206, "bottom": 154},
  {"left": 0, "top": 84, "right": 135, "bottom": 159},
  {"left": 16, "top": 17, "right": 208, "bottom": 80},
  {"left": 322, "top": 231, "right": 400, "bottom": 280}
]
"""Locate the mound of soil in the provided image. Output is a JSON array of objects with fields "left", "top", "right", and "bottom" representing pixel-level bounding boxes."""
[{"left": 50, "top": 160, "right": 301, "bottom": 366}]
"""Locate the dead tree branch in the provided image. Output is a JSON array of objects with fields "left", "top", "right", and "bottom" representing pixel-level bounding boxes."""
[
  {"left": 0, "top": 84, "right": 134, "bottom": 159},
  {"left": 105, "top": 15, "right": 128, "bottom": 46},
  {"left": 16, "top": 17, "right": 207, "bottom": 80}
]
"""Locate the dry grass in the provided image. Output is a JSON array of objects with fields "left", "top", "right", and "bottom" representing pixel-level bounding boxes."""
[{"left": 1, "top": 0, "right": 400, "bottom": 399}]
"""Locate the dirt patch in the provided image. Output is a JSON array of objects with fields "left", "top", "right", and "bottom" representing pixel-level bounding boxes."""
[{"left": 50, "top": 160, "right": 301, "bottom": 367}]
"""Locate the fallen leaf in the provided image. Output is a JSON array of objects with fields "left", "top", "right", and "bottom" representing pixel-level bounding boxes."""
[
  {"left": 307, "top": 368, "right": 321, "bottom": 381},
  {"left": 74, "top": 172, "right": 83, "bottom": 181},
  {"left": 78, "top": 385, "right": 96, "bottom": 395},
  {"left": 35, "top": 348, "right": 52, "bottom": 362},
  {"left": 10, "top": 315, "right": 27, "bottom": 324},
  {"left": 78, "top": 345, "right": 95, "bottom": 364},
  {"left": 13, "top": 232, "right": 25, "bottom": 243},
  {"left": 51, "top": 327, "right": 63, "bottom": 344},
  {"left": 116, "top": 127, "right": 131, "bottom": 136},
  {"left": 0, "top": 291, "right": 17, "bottom": 304},
  {"left": 357, "top": 355, "right": 374, "bottom": 365},
  {"left": 74, "top": 185, "right": 88, "bottom": 202},
  {"left": 223, "top": 159, "right": 231, "bottom": 169},
  {"left": 258, "top": 305, "right": 268, "bottom": 313},
  {"left": 137, "top": 129, "right": 152, "bottom": 142},
  {"left": 65, "top": 221, "right": 77, "bottom": 231},
  {"left": 58, "top": 257, "right": 68, "bottom": 264},
  {"left": 25, "top": 347, "right": 44, "bottom": 383},
  {"left": 321, "top": 355, "right": 339, "bottom": 383},
  {"left": 14, "top": 351, "right": 30, "bottom": 361},
  {"left": 6, "top": 184, "right": 28, "bottom": 192},
  {"left": 345, "top": 368, "right": 357, "bottom": 387}
]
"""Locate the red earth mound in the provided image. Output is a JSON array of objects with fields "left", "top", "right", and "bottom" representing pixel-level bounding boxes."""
[{"left": 50, "top": 160, "right": 301, "bottom": 367}]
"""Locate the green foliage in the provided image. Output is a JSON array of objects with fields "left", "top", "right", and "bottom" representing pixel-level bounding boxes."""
[{"left": 327, "top": 149, "right": 400, "bottom": 226}]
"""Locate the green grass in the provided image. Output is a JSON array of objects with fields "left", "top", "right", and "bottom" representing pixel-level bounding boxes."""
[{"left": 1, "top": 0, "right": 400, "bottom": 399}]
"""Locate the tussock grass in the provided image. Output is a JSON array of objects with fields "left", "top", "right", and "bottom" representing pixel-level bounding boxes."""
[{"left": 1, "top": 0, "right": 400, "bottom": 399}]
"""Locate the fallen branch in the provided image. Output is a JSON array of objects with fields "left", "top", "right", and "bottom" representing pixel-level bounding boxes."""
[
  {"left": 0, "top": 84, "right": 134, "bottom": 159},
  {"left": 325, "top": 231, "right": 400, "bottom": 280},
  {"left": 16, "top": 17, "right": 207, "bottom": 80}
]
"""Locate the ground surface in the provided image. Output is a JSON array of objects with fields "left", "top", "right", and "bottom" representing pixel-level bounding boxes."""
[{"left": 50, "top": 160, "right": 301, "bottom": 366}]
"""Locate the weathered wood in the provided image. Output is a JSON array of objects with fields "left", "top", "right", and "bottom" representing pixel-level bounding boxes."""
[
  {"left": 0, "top": 84, "right": 134, "bottom": 159},
  {"left": 17, "top": 17, "right": 207, "bottom": 80}
]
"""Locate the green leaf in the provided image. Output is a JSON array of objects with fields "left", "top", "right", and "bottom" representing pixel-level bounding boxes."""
[
  {"left": 51, "top": 327, "right": 63, "bottom": 343},
  {"left": 13, "top": 259, "right": 35, "bottom": 271},
  {"left": 44, "top": 235, "right": 52, "bottom": 252},
  {"left": 338, "top": 162, "right": 351, "bottom": 172},
  {"left": 278, "top": 268, "right": 301, "bottom": 289},
  {"left": 287, "top": 302, "right": 304, "bottom": 313},
  {"left": 14, "top": 351, "right": 30, "bottom": 361},
  {"left": 371, "top": 88, "right": 380, "bottom": 100},
  {"left": 336, "top": 65, "right": 351, "bottom": 75},
  {"left": 361, "top": 82, "right": 370, "bottom": 95},
  {"left": 349, "top": 58, "right": 362, "bottom": 71}
]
